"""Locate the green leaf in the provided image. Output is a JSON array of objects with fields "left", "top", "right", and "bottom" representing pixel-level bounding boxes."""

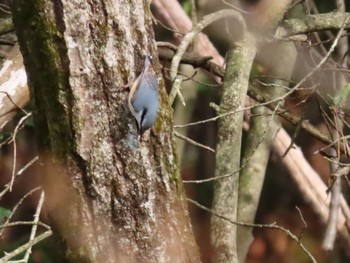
[
  {"left": 334, "top": 83, "right": 350, "bottom": 107},
  {"left": 25, "top": 115, "right": 34, "bottom": 127},
  {"left": 182, "top": 0, "right": 191, "bottom": 14},
  {"left": 0, "top": 207, "right": 11, "bottom": 223}
]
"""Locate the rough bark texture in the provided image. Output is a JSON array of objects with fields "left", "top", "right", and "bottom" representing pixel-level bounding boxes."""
[
  {"left": 236, "top": 42, "right": 297, "bottom": 263},
  {"left": 10, "top": 0, "right": 200, "bottom": 262},
  {"left": 236, "top": 106, "right": 278, "bottom": 262},
  {"left": 276, "top": 12, "right": 350, "bottom": 39},
  {"left": 211, "top": 34, "right": 256, "bottom": 263}
]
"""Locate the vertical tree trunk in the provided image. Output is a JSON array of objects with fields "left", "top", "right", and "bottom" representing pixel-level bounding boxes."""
[
  {"left": 10, "top": 0, "right": 200, "bottom": 262},
  {"left": 237, "top": 42, "right": 297, "bottom": 262},
  {"left": 211, "top": 33, "right": 256, "bottom": 263}
]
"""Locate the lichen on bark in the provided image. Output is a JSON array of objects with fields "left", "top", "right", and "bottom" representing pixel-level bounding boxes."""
[
  {"left": 10, "top": 0, "right": 200, "bottom": 262},
  {"left": 211, "top": 33, "right": 256, "bottom": 263}
]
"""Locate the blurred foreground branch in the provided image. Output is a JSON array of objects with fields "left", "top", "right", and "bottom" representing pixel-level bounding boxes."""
[
  {"left": 276, "top": 12, "right": 350, "bottom": 39},
  {"left": 0, "top": 44, "right": 28, "bottom": 129}
]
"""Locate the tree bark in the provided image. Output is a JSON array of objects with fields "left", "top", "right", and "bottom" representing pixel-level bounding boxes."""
[
  {"left": 10, "top": 0, "right": 200, "bottom": 262},
  {"left": 211, "top": 33, "right": 256, "bottom": 263},
  {"left": 237, "top": 41, "right": 297, "bottom": 263}
]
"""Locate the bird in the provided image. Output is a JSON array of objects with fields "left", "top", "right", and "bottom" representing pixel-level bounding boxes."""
[{"left": 128, "top": 55, "right": 159, "bottom": 140}]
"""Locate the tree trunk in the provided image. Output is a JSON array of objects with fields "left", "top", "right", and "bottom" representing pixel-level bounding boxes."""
[
  {"left": 10, "top": 0, "right": 200, "bottom": 262},
  {"left": 211, "top": 33, "right": 256, "bottom": 263}
]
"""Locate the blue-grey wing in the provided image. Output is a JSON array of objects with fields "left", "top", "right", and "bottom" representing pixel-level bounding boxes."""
[
  {"left": 141, "top": 70, "right": 158, "bottom": 93},
  {"left": 132, "top": 71, "right": 158, "bottom": 112}
]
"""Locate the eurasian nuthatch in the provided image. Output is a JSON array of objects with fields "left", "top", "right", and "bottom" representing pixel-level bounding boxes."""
[{"left": 128, "top": 55, "right": 159, "bottom": 138}]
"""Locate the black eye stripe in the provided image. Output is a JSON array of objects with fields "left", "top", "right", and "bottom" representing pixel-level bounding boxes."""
[
  {"left": 140, "top": 108, "right": 148, "bottom": 135},
  {"left": 141, "top": 108, "right": 147, "bottom": 123}
]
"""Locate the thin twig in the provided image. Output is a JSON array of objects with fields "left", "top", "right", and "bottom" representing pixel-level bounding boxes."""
[
  {"left": 0, "top": 91, "right": 28, "bottom": 115},
  {"left": 10, "top": 112, "right": 32, "bottom": 191},
  {"left": 187, "top": 198, "right": 317, "bottom": 263},
  {"left": 174, "top": 131, "right": 215, "bottom": 153},
  {"left": 23, "top": 191, "right": 45, "bottom": 262},
  {"left": 222, "top": 0, "right": 253, "bottom": 14},
  {"left": 0, "top": 221, "right": 50, "bottom": 231},
  {"left": 0, "top": 3, "right": 11, "bottom": 14},
  {"left": 282, "top": 117, "right": 304, "bottom": 157},
  {"left": 169, "top": 9, "right": 246, "bottom": 104},
  {"left": 0, "top": 230, "right": 52, "bottom": 263},
  {"left": 0, "top": 156, "right": 39, "bottom": 199},
  {"left": 174, "top": 92, "right": 283, "bottom": 129},
  {"left": 248, "top": 88, "right": 335, "bottom": 149},
  {"left": 0, "top": 187, "right": 41, "bottom": 237},
  {"left": 166, "top": 48, "right": 346, "bottom": 155},
  {"left": 295, "top": 206, "right": 307, "bottom": 242},
  {"left": 260, "top": 16, "right": 350, "bottom": 111},
  {"left": 182, "top": 102, "right": 280, "bottom": 184}
]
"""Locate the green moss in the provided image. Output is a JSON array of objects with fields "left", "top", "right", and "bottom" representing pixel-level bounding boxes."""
[
  {"left": 11, "top": 0, "right": 75, "bottom": 159},
  {"left": 66, "top": 248, "right": 91, "bottom": 263}
]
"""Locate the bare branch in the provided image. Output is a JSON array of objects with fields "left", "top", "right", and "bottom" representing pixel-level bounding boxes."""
[
  {"left": 273, "top": 128, "right": 350, "bottom": 238},
  {"left": 182, "top": 101, "right": 280, "bottom": 184},
  {"left": 10, "top": 112, "right": 32, "bottom": 191},
  {"left": 0, "top": 156, "right": 38, "bottom": 199},
  {"left": 0, "top": 187, "right": 41, "bottom": 237},
  {"left": 296, "top": 206, "right": 307, "bottom": 242},
  {"left": 174, "top": 131, "right": 215, "bottom": 153},
  {"left": 0, "top": 221, "right": 50, "bottom": 230},
  {"left": 169, "top": 9, "right": 246, "bottom": 104},
  {"left": 152, "top": 0, "right": 224, "bottom": 66},
  {"left": 188, "top": 198, "right": 318, "bottom": 263},
  {"left": 23, "top": 191, "right": 45, "bottom": 262},
  {"left": 0, "top": 230, "right": 52, "bottom": 263},
  {"left": 276, "top": 12, "right": 350, "bottom": 39}
]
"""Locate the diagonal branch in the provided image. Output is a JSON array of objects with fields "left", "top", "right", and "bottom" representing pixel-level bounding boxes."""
[
  {"left": 23, "top": 191, "right": 45, "bottom": 262},
  {"left": 169, "top": 9, "right": 246, "bottom": 105},
  {"left": 275, "top": 12, "right": 350, "bottom": 39},
  {"left": 188, "top": 198, "right": 317, "bottom": 263},
  {"left": 0, "top": 230, "right": 52, "bottom": 263}
]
